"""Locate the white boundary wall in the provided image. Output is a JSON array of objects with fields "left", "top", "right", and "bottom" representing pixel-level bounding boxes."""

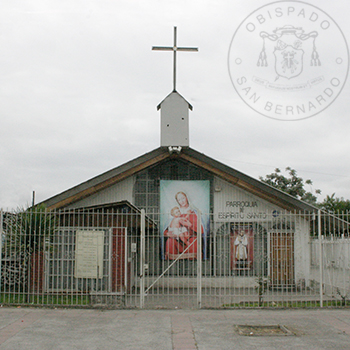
[{"left": 310, "top": 237, "right": 350, "bottom": 298}]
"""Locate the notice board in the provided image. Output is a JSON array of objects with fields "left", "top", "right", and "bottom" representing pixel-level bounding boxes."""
[{"left": 74, "top": 230, "right": 104, "bottom": 279}]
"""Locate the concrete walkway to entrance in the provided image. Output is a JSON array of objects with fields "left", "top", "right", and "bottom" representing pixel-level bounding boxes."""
[{"left": 0, "top": 307, "right": 350, "bottom": 349}]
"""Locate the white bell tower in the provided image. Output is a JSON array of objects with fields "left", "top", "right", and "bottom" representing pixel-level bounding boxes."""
[
  {"left": 152, "top": 27, "right": 198, "bottom": 148},
  {"left": 157, "top": 91, "right": 192, "bottom": 147}
]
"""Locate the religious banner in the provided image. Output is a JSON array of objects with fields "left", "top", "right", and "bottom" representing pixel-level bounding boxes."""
[
  {"left": 160, "top": 180, "right": 210, "bottom": 260},
  {"left": 74, "top": 230, "right": 104, "bottom": 279},
  {"left": 230, "top": 224, "right": 254, "bottom": 275}
]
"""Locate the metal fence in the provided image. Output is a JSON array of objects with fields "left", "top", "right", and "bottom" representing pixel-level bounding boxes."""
[{"left": 1, "top": 208, "right": 350, "bottom": 308}]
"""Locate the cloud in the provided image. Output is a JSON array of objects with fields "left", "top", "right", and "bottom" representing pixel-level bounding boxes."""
[{"left": 1, "top": 0, "right": 350, "bottom": 209}]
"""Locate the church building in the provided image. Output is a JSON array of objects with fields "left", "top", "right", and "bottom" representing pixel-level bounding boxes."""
[{"left": 39, "top": 28, "right": 317, "bottom": 307}]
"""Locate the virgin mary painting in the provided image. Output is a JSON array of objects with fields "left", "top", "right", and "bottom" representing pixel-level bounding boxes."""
[{"left": 160, "top": 181, "right": 210, "bottom": 260}]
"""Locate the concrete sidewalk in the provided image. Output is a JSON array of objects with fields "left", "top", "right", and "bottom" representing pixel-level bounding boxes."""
[{"left": 0, "top": 307, "right": 350, "bottom": 349}]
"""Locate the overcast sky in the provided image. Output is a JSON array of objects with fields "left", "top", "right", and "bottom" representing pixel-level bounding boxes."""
[{"left": 1, "top": 0, "right": 350, "bottom": 210}]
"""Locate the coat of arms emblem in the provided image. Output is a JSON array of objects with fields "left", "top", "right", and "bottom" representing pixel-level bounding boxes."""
[
  {"left": 228, "top": 2, "right": 348, "bottom": 120},
  {"left": 257, "top": 25, "right": 320, "bottom": 80}
]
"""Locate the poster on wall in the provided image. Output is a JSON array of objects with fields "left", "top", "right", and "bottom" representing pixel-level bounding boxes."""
[
  {"left": 160, "top": 180, "right": 210, "bottom": 260},
  {"left": 230, "top": 224, "right": 254, "bottom": 275},
  {"left": 75, "top": 230, "right": 104, "bottom": 279}
]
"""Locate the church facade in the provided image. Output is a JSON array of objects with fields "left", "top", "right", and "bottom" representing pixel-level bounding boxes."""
[
  {"left": 40, "top": 145, "right": 316, "bottom": 304},
  {"left": 37, "top": 28, "right": 319, "bottom": 307}
]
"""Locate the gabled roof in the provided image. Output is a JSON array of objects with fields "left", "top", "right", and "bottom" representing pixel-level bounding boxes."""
[
  {"left": 57, "top": 200, "right": 157, "bottom": 228},
  {"left": 41, "top": 147, "right": 317, "bottom": 212},
  {"left": 157, "top": 90, "right": 193, "bottom": 111}
]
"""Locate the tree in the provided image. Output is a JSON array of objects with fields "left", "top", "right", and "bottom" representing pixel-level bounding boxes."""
[
  {"left": 259, "top": 167, "right": 321, "bottom": 205},
  {"left": 3, "top": 204, "right": 57, "bottom": 293},
  {"left": 320, "top": 193, "right": 350, "bottom": 213},
  {"left": 5, "top": 204, "right": 56, "bottom": 254}
]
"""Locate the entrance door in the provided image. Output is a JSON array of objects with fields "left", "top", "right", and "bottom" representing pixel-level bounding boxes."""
[
  {"left": 111, "top": 228, "right": 127, "bottom": 293},
  {"left": 269, "top": 232, "right": 294, "bottom": 287}
]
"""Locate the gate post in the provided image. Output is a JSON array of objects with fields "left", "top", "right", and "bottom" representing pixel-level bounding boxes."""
[
  {"left": 197, "top": 211, "right": 202, "bottom": 309},
  {"left": 318, "top": 209, "right": 323, "bottom": 307},
  {"left": 140, "top": 209, "right": 146, "bottom": 308}
]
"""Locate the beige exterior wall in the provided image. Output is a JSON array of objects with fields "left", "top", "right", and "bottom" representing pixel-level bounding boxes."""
[
  {"left": 213, "top": 176, "right": 311, "bottom": 285},
  {"left": 213, "top": 177, "right": 279, "bottom": 222},
  {"left": 66, "top": 176, "right": 134, "bottom": 209}
]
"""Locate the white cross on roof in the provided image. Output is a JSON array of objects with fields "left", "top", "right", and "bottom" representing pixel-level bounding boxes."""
[{"left": 152, "top": 27, "right": 198, "bottom": 92}]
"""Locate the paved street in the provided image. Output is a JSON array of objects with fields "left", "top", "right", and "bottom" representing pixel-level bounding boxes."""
[{"left": 1, "top": 307, "right": 350, "bottom": 349}]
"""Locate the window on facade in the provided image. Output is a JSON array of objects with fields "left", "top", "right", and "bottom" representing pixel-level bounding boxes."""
[{"left": 134, "top": 159, "right": 213, "bottom": 213}]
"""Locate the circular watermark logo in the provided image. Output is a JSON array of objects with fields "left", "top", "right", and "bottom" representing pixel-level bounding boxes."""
[{"left": 228, "top": 1, "right": 349, "bottom": 121}]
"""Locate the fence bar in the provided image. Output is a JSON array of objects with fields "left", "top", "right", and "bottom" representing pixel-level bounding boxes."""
[
  {"left": 0, "top": 210, "right": 2, "bottom": 292},
  {"left": 124, "top": 228, "right": 128, "bottom": 292},
  {"left": 145, "top": 238, "right": 197, "bottom": 294},
  {"left": 140, "top": 209, "right": 145, "bottom": 308},
  {"left": 2, "top": 208, "right": 350, "bottom": 309},
  {"left": 318, "top": 209, "right": 323, "bottom": 307},
  {"left": 197, "top": 211, "right": 202, "bottom": 309}
]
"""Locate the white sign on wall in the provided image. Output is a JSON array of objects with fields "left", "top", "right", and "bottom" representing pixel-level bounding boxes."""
[
  {"left": 74, "top": 230, "right": 104, "bottom": 279},
  {"left": 214, "top": 178, "right": 279, "bottom": 222},
  {"left": 216, "top": 200, "right": 268, "bottom": 221}
]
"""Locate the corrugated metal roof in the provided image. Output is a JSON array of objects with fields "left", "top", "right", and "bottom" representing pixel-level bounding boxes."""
[{"left": 41, "top": 146, "right": 317, "bottom": 212}]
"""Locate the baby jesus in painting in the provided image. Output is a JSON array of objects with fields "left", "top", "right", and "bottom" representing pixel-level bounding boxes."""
[{"left": 169, "top": 206, "right": 191, "bottom": 246}]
